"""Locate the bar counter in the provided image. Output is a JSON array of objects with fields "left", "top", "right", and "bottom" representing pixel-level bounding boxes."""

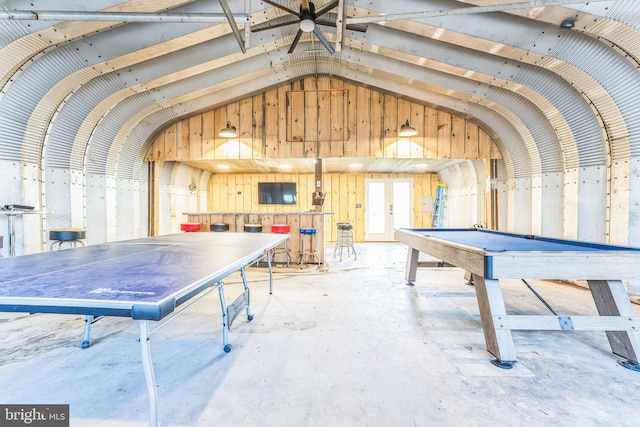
[{"left": 184, "top": 212, "right": 332, "bottom": 265}]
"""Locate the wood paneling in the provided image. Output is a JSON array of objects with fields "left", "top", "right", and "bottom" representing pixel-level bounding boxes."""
[
  {"left": 437, "top": 111, "right": 451, "bottom": 159},
  {"left": 189, "top": 115, "right": 202, "bottom": 160},
  {"left": 451, "top": 116, "right": 465, "bottom": 159},
  {"left": 265, "top": 88, "right": 279, "bottom": 158},
  {"left": 202, "top": 110, "right": 215, "bottom": 159},
  {"left": 144, "top": 77, "right": 501, "bottom": 163},
  {"left": 205, "top": 171, "right": 438, "bottom": 243}
]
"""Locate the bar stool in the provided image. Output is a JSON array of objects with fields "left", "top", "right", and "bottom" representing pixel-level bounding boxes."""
[
  {"left": 180, "top": 223, "right": 201, "bottom": 232},
  {"left": 244, "top": 224, "right": 263, "bottom": 233},
  {"left": 334, "top": 222, "right": 356, "bottom": 261},
  {"left": 270, "top": 224, "right": 291, "bottom": 267},
  {"left": 49, "top": 228, "right": 86, "bottom": 250},
  {"left": 211, "top": 222, "right": 230, "bottom": 232},
  {"left": 299, "top": 228, "right": 320, "bottom": 267}
]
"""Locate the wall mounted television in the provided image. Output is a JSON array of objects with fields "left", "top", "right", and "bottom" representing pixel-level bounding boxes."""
[{"left": 258, "top": 182, "right": 297, "bottom": 205}]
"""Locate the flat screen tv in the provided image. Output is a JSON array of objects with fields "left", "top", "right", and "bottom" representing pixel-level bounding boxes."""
[{"left": 258, "top": 182, "right": 297, "bottom": 205}]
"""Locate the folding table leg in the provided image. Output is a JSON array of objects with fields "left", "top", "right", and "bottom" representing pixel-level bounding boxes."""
[
  {"left": 240, "top": 267, "right": 253, "bottom": 321},
  {"left": 82, "top": 315, "right": 93, "bottom": 349},
  {"left": 139, "top": 320, "right": 158, "bottom": 427},
  {"left": 81, "top": 315, "right": 104, "bottom": 349},
  {"left": 218, "top": 281, "right": 231, "bottom": 353},
  {"left": 266, "top": 250, "right": 274, "bottom": 294},
  {"left": 473, "top": 275, "right": 517, "bottom": 368}
]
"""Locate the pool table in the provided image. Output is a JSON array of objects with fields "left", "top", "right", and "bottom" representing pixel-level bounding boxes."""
[{"left": 395, "top": 228, "right": 640, "bottom": 370}]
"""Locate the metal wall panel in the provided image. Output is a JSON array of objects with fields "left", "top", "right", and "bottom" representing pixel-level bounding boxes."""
[
  {"left": 46, "top": 73, "right": 126, "bottom": 169},
  {"left": 0, "top": 45, "right": 85, "bottom": 162},
  {"left": 87, "top": 93, "right": 161, "bottom": 175},
  {"left": 551, "top": 31, "right": 639, "bottom": 163}
]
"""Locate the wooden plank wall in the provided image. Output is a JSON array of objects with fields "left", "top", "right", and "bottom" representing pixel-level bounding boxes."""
[
  {"left": 207, "top": 172, "right": 439, "bottom": 242},
  {"left": 145, "top": 76, "right": 499, "bottom": 162}
]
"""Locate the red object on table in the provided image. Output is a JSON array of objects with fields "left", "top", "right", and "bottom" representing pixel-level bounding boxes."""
[{"left": 180, "top": 223, "right": 201, "bottom": 232}]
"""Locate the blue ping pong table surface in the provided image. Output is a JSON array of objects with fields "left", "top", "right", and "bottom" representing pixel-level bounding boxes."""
[
  {"left": 0, "top": 232, "right": 287, "bottom": 320},
  {"left": 404, "top": 228, "right": 640, "bottom": 253}
]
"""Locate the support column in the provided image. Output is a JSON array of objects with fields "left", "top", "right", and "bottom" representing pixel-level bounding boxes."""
[
  {"left": 314, "top": 158, "right": 323, "bottom": 213},
  {"left": 489, "top": 159, "right": 499, "bottom": 230}
]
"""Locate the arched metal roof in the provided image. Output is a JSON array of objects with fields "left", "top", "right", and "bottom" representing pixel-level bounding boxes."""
[{"left": 1, "top": 0, "right": 639, "bottom": 247}]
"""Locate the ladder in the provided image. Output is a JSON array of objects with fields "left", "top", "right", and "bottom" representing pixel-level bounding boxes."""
[{"left": 431, "top": 184, "right": 447, "bottom": 228}]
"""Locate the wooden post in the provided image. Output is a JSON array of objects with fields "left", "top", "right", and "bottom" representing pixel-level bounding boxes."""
[
  {"left": 148, "top": 161, "right": 162, "bottom": 236},
  {"left": 315, "top": 158, "right": 323, "bottom": 213},
  {"left": 489, "top": 159, "right": 499, "bottom": 230}
]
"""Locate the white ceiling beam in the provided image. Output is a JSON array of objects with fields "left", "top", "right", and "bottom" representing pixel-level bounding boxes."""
[
  {"left": 334, "top": 0, "right": 347, "bottom": 52},
  {"left": 0, "top": 10, "right": 249, "bottom": 23},
  {"left": 347, "top": 0, "right": 612, "bottom": 25}
]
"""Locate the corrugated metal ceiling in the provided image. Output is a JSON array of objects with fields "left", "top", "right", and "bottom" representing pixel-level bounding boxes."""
[{"left": 0, "top": 0, "right": 637, "bottom": 178}]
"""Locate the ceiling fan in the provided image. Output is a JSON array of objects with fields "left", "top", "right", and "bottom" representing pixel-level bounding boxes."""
[{"left": 253, "top": 0, "right": 367, "bottom": 54}]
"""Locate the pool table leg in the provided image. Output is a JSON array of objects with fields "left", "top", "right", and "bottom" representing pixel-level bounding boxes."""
[
  {"left": 405, "top": 248, "right": 419, "bottom": 285},
  {"left": 473, "top": 274, "right": 517, "bottom": 368},
  {"left": 588, "top": 280, "right": 640, "bottom": 368}
]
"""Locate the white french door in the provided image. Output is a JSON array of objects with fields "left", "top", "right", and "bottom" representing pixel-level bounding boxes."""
[{"left": 364, "top": 178, "right": 414, "bottom": 241}]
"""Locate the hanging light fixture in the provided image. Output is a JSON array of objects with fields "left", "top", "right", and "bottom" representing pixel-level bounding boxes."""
[
  {"left": 398, "top": 119, "right": 417, "bottom": 137},
  {"left": 219, "top": 121, "right": 238, "bottom": 138}
]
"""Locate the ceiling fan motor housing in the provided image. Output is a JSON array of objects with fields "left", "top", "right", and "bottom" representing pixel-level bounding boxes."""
[{"left": 299, "top": 2, "right": 316, "bottom": 32}]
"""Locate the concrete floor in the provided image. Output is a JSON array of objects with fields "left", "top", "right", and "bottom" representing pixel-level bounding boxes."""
[{"left": 1, "top": 243, "right": 639, "bottom": 426}]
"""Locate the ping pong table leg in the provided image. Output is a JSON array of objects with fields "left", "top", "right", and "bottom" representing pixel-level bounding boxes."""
[
  {"left": 139, "top": 320, "right": 159, "bottom": 427},
  {"left": 240, "top": 267, "right": 254, "bottom": 321},
  {"left": 81, "top": 315, "right": 105, "bottom": 349},
  {"left": 82, "top": 315, "right": 93, "bottom": 349},
  {"left": 266, "top": 250, "right": 274, "bottom": 294},
  {"left": 218, "top": 282, "right": 231, "bottom": 353}
]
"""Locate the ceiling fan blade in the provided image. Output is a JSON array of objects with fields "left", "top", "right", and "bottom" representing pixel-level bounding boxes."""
[
  {"left": 315, "top": 0, "right": 339, "bottom": 17},
  {"left": 312, "top": 27, "right": 335, "bottom": 54},
  {"left": 261, "top": 0, "right": 298, "bottom": 15},
  {"left": 315, "top": 18, "right": 337, "bottom": 27},
  {"left": 288, "top": 29, "right": 304, "bottom": 54},
  {"left": 315, "top": 18, "right": 368, "bottom": 33},
  {"left": 251, "top": 16, "right": 300, "bottom": 32},
  {"left": 345, "top": 23, "right": 368, "bottom": 32}
]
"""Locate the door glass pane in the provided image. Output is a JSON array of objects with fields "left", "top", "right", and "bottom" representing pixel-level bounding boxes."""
[
  {"left": 393, "top": 182, "right": 411, "bottom": 230},
  {"left": 367, "top": 182, "right": 386, "bottom": 234}
]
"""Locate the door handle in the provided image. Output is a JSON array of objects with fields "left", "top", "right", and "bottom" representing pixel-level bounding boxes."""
[{"left": 389, "top": 204, "right": 393, "bottom": 215}]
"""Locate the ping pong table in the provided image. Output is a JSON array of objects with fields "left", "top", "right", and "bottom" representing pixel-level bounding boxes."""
[
  {"left": 395, "top": 227, "right": 640, "bottom": 370},
  {"left": 0, "top": 231, "right": 288, "bottom": 426}
]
